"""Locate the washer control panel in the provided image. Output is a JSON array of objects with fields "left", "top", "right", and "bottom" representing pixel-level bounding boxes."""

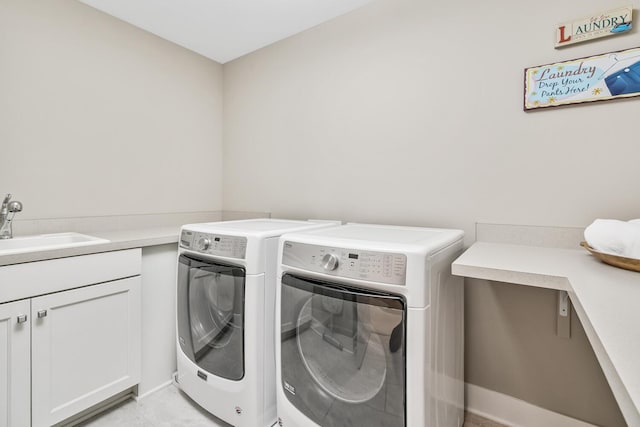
[
  {"left": 282, "top": 241, "right": 407, "bottom": 286},
  {"left": 180, "top": 229, "right": 247, "bottom": 259}
]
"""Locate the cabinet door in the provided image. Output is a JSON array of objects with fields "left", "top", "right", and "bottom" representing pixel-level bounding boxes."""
[
  {"left": 31, "top": 276, "right": 141, "bottom": 427},
  {"left": 0, "top": 300, "right": 30, "bottom": 427}
]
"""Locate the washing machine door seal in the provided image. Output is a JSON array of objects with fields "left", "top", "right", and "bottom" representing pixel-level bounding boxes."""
[
  {"left": 177, "top": 253, "right": 246, "bottom": 381},
  {"left": 280, "top": 273, "right": 406, "bottom": 426}
]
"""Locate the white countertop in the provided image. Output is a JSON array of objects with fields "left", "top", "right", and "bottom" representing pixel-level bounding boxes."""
[
  {"left": 0, "top": 227, "right": 181, "bottom": 267},
  {"left": 453, "top": 242, "right": 640, "bottom": 426}
]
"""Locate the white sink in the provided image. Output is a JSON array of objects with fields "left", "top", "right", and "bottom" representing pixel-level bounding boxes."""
[{"left": 0, "top": 232, "right": 109, "bottom": 256}]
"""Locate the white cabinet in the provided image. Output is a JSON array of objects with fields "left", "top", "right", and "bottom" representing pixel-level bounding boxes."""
[
  {"left": 32, "top": 277, "right": 141, "bottom": 426},
  {"left": 0, "top": 249, "right": 142, "bottom": 427},
  {"left": 0, "top": 300, "right": 30, "bottom": 427}
]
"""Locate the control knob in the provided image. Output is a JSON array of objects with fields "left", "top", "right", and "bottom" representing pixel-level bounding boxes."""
[
  {"left": 197, "top": 237, "right": 211, "bottom": 251},
  {"left": 321, "top": 253, "right": 339, "bottom": 271}
]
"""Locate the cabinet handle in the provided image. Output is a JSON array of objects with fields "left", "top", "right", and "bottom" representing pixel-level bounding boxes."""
[
  {"left": 17, "top": 314, "right": 27, "bottom": 324},
  {"left": 37, "top": 310, "right": 47, "bottom": 318}
]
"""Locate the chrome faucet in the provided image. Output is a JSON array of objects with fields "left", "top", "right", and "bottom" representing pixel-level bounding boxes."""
[{"left": 0, "top": 194, "right": 23, "bottom": 239}]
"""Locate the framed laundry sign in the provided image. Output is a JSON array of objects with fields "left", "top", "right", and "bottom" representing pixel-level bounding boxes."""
[
  {"left": 556, "top": 5, "right": 633, "bottom": 48},
  {"left": 524, "top": 46, "right": 640, "bottom": 110}
]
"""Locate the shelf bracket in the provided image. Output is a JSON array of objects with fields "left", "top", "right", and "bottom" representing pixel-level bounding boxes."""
[{"left": 557, "top": 290, "right": 571, "bottom": 339}]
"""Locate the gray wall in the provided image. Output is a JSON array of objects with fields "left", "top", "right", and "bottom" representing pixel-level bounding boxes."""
[
  {"left": 466, "top": 279, "right": 625, "bottom": 426},
  {"left": 0, "top": 0, "right": 224, "bottom": 220},
  {"left": 222, "top": 0, "right": 640, "bottom": 238},
  {"left": 222, "top": 0, "right": 638, "bottom": 425}
]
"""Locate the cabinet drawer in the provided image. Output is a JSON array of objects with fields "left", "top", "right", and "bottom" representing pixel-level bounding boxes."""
[{"left": 0, "top": 249, "right": 141, "bottom": 303}]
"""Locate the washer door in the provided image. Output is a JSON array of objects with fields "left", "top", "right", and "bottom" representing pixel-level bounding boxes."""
[
  {"left": 280, "top": 274, "right": 406, "bottom": 426},
  {"left": 177, "top": 254, "right": 245, "bottom": 380}
]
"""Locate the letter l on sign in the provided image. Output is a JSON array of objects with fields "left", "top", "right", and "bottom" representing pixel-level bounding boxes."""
[{"left": 557, "top": 25, "right": 572, "bottom": 44}]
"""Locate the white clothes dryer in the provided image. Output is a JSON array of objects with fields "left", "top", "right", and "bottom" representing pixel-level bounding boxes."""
[
  {"left": 275, "top": 223, "right": 465, "bottom": 427},
  {"left": 175, "top": 219, "right": 339, "bottom": 427}
]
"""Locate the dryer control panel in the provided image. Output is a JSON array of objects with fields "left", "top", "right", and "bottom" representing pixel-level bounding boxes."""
[
  {"left": 180, "top": 229, "right": 247, "bottom": 259},
  {"left": 282, "top": 241, "right": 407, "bottom": 286}
]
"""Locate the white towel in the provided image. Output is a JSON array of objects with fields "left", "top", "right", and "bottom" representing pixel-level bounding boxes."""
[{"left": 584, "top": 219, "right": 640, "bottom": 259}]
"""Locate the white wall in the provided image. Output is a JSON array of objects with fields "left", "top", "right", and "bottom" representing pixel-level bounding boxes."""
[
  {"left": 0, "top": 0, "right": 224, "bottom": 220},
  {"left": 222, "top": 0, "right": 638, "bottom": 425},
  {"left": 223, "top": 0, "right": 640, "bottom": 242}
]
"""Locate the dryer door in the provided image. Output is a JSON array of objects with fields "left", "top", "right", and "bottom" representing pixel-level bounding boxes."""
[
  {"left": 280, "top": 273, "right": 406, "bottom": 426},
  {"left": 177, "top": 254, "right": 245, "bottom": 381}
]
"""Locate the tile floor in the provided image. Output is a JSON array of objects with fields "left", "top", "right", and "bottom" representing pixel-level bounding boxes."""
[
  {"left": 77, "top": 385, "right": 230, "bottom": 427},
  {"left": 78, "top": 385, "right": 507, "bottom": 427}
]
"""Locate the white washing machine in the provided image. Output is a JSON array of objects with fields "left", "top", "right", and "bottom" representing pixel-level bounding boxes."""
[
  {"left": 275, "top": 223, "right": 465, "bottom": 427},
  {"left": 175, "top": 219, "right": 339, "bottom": 427}
]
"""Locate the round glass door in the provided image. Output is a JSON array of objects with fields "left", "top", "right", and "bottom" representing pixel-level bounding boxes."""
[
  {"left": 177, "top": 254, "right": 245, "bottom": 381},
  {"left": 280, "top": 274, "right": 406, "bottom": 426}
]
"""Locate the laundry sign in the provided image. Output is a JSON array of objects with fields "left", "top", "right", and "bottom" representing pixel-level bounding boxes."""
[
  {"left": 524, "top": 46, "right": 640, "bottom": 110},
  {"left": 556, "top": 6, "right": 633, "bottom": 47}
]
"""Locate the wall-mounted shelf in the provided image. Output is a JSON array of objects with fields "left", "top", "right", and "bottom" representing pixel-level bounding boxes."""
[{"left": 453, "top": 242, "right": 640, "bottom": 427}]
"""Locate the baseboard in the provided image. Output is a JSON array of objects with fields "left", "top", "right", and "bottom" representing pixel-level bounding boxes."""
[
  {"left": 134, "top": 379, "right": 174, "bottom": 401},
  {"left": 465, "top": 383, "right": 597, "bottom": 427}
]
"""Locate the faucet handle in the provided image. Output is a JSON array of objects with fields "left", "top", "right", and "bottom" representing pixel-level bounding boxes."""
[
  {"left": 2, "top": 194, "right": 11, "bottom": 205},
  {"left": 7, "top": 201, "right": 22, "bottom": 213}
]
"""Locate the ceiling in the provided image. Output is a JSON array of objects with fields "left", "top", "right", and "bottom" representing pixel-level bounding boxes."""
[{"left": 79, "top": 0, "right": 373, "bottom": 64}]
